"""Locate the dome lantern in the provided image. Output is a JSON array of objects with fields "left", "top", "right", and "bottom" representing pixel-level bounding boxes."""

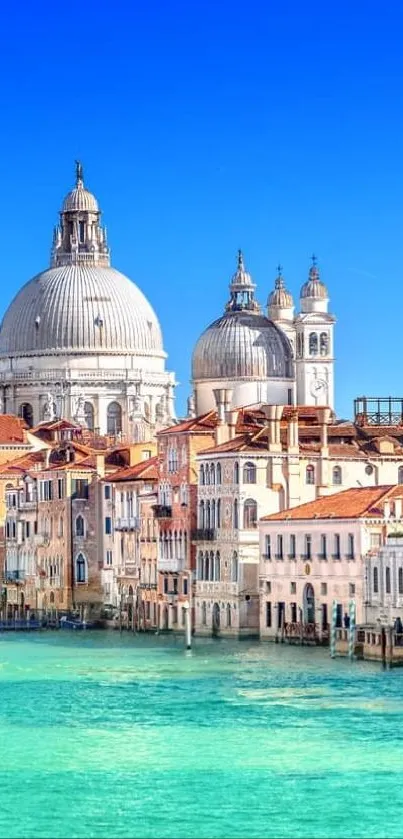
[
  {"left": 300, "top": 254, "right": 329, "bottom": 313},
  {"left": 51, "top": 161, "right": 109, "bottom": 268},
  {"left": 267, "top": 264, "right": 294, "bottom": 321},
  {"left": 225, "top": 250, "right": 260, "bottom": 314}
]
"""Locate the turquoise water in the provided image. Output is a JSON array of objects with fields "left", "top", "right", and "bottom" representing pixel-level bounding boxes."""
[{"left": 0, "top": 633, "right": 402, "bottom": 839}]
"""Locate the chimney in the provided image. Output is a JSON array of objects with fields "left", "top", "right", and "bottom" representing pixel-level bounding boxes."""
[
  {"left": 317, "top": 407, "right": 331, "bottom": 449},
  {"left": 261, "top": 405, "right": 283, "bottom": 452},
  {"left": 96, "top": 453, "right": 105, "bottom": 478},
  {"left": 213, "top": 389, "right": 234, "bottom": 444},
  {"left": 287, "top": 409, "right": 299, "bottom": 452}
]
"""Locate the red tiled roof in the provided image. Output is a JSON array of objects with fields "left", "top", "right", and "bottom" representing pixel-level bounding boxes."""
[
  {"left": 158, "top": 412, "right": 218, "bottom": 435},
  {"left": 0, "top": 451, "right": 46, "bottom": 475},
  {"left": 261, "top": 485, "right": 403, "bottom": 522},
  {"left": 0, "top": 415, "right": 27, "bottom": 444},
  {"left": 108, "top": 456, "right": 159, "bottom": 483}
]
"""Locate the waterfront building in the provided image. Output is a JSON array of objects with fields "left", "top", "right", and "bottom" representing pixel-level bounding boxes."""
[
  {"left": 364, "top": 534, "right": 403, "bottom": 626},
  {"left": 107, "top": 455, "right": 159, "bottom": 629},
  {"left": 0, "top": 163, "right": 176, "bottom": 437},
  {"left": 155, "top": 413, "right": 216, "bottom": 631},
  {"left": 258, "top": 485, "right": 403, "bottom": 640},
  {"left": 191, "top": 253, "right": 335, "bottom": 415}
]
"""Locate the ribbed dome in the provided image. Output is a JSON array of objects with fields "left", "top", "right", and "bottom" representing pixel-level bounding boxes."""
[
  {"left": 300, "top": 263, "right": 328, "bottom": 299},
  {"left": 268, "top": 270, "right": 294, "bottom": 309},
  {"left": 0, "top": 264, "right": 164, "bottom": 356},
  {"left": 62, "top": 183, "right": 99, "bottom": 213},
  {"left": 192, "top": 311, "right": 293, "bottom": 381}
]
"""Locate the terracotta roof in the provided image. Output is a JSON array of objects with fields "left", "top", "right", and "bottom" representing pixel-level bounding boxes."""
[
  {"left": 158, "top": 412, "right": 218, "bottom": 435},
  {"left": 0, "top": 415, "right": 27, "bottom": 444},
  {"left": 0, "top": 451, "right": 46, "bottom": 475},
  {"left": 261, "top": 485, "right": 403, "bottom": 522},
  {"left": 109, "top": 456, "right": 159, "bottom": 483}
]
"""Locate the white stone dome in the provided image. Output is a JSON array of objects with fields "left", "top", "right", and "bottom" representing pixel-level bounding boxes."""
[
  {"left": 300, "top": 260, "right": 328, "bottom": 300},
  {"left": 0, "top": 264, "right": 164, "bottom": 357},
  {"left": 192, "top": 310, "right": 293, "bottom": 381},
  {"left": 62, "top": 183, "right": 99, "bottom": 213}
]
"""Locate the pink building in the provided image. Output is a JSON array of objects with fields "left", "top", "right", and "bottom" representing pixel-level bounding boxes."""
[{"left": 259, "top": 485, "right": 403, "bottom": 641}]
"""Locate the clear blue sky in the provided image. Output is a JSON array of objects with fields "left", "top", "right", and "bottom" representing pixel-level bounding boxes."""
[{"left": 0, "top": 0, "right": 402, "bottom": 419}]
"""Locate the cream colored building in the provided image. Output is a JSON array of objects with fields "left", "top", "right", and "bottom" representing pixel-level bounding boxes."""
[{"left": 0, "top": 163, "right": 176, "bottom": 438}]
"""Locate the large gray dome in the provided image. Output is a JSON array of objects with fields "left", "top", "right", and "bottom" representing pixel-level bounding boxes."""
[
  {"left": 0, "top": 264, "right": 164, "bottom": 357},
  {"left": 192, "top": 310, "right": 293, "bottom": 381}
]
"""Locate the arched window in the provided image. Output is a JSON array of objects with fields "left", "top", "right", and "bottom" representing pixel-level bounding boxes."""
[
  {"left": 217, "top": 499, "right": 221, "bottom": 528},
  {"left": 205, "top": 552, "right": 210, "bottom": 581},
  {"left": 18, "top": 403, "right": 34, "bottom": 428},
  {"left": 75, "top": 515, "right": 85, "bottom": 537},
  {"left": 216, "top": 463, "right": 222, "bottom": 485},
  {"left": 211, "top": 499, "right": 216, "bottom": 529},
  {"left": 210, "top": 464, "right": 215, "bottom": 485},
  {"left": 373, "top": 567, "right": 379, "bottom": 594},
  {"left": 76, "top": 553, "right": 87, "bottom": 583},
  {"left": 205, "top": 500, "right": 211, "bottom": 529},
  {"left": 107, "top": 402, "right": 122, "bottom": 435},
  {"left": 214, "top": 552, "right": 220, "bottom": 582},
  {"left": 243, "top": 461, "right": 256, "bottom": 484},
  {"left": 243, "top": 499, "right": 258, "bottom": 529},
  {"left": 210, "top": 551, "right": 214, "bottom": 581},
  {"left": 202, "top": 602, "right": 207, "bottom": 626},
  {"left": 398, "top": 466, "right": 403, "bottom": 485},
  {"left": 233, "top": 498, "right": 239, "bottom": 529},
  {"left": 386, "top": 566, "right": 391, "bottom": 594},
  {"left": 320, "top": 333, "right": 329, "bottom": 356},
  {"left": 199, "top": 501, "right": 205, "bottom": 529},
  {"left": 227, "top": 603, "right": 232, "bottom": 627},
  {"left": 84, "top": 402, "right": 94, "bottom": 431},
  {"left": 309, "top": 333, "right": 318, "bottom": 355},
  {"left": 399, "top": 567, "right": 403, "bottom": 595},
  {"left": 205, "top": 466, "right": 210, "bottom": 485},
  {"left": 332, "top": 466, "right": 342, "bottom": 486},
  {"left": 200, "top": 465, "right": 205, "bottom": 485},
  {"left": 231, "top": 552, "right": 238, "bottom": 583},
  {"left": 306, "top": 465, "right": 315, "bottom": 485},
  {"left": 197, "top": 552, "right": 203, "bottom": 581},
  {"left": 234, "top": 462, "right": 239, "bottom": 484}
]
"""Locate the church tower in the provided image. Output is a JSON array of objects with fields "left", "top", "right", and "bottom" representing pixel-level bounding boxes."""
[
  {"left": 294, "top": 256, "right": 335, "bottom": 408},
  {"left": 267, "top": 265, "right": 296, "bottom": 357}
]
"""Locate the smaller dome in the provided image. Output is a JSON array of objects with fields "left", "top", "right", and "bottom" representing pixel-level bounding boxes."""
[
  {"left": 300, "top": 258, "right": 328, "bottom": 299},
  {"left": 268, "top": 267, "right": 294, "bottom": 309},
  {"left": 62, "top": 182, "right": 99, "bottom": 213},
  {"left": 230, "top": 249, "right": 254, "bottom": 290}
]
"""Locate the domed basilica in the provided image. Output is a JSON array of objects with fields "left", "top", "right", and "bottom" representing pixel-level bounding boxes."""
[
  {"left": 0, "top": 163, "right": 176, "bottom": 437},
  {"left": 191, "top": 251, "right": 335, "bottom": 414}
]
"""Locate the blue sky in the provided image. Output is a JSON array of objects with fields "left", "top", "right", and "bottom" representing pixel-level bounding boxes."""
[{"left": 0, "top": 0, "right": 402, "bottom": 419}]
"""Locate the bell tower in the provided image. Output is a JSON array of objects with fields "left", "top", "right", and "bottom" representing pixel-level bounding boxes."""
[{"left": 295, "top": 256, "right": 335, "bottom": 408}]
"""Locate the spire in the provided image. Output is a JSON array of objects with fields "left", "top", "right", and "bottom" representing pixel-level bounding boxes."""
[
  {"left": 225, "top": 250, "right": 260, "bottom": 313},
  {"left": 75, "top": 160, "right": 84, "bottom": 186},
  {"left": 309, "top": 253, "right": 320, "bottom": 282},
  {"left": 275, "top": 264, "right": 285, "bottom": 289}
]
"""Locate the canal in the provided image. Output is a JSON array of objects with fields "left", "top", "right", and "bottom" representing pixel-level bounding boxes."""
[{"left": 0, "top": 631, "right": 402, "bottom": 838}]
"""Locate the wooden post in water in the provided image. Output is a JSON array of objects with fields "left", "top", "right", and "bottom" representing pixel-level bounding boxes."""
[
  {"left": 330, "top": 600, "right": 337, "bottom": 659},
  {"left": 348, "top": 600, "right": 356, "bottom": 661},
  {"left": 381, "top": 626, "right": 387, "bottom": 668},
  {"left": 388, "top": 625, "right": 394, "bottom": 668},
  {"left": 183, "top": 601, "right": 191, "bottom": 650}
]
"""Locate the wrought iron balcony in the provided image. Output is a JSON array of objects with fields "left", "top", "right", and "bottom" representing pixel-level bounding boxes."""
[
  {"left": 115, "top": 516, "right": 140, "bottom": 531},
  {"left": 153, "top": 505, "right": 172, "bottom": 519},
  {"left": 191, "top": 529, "right": 216, "bottom": 541}
]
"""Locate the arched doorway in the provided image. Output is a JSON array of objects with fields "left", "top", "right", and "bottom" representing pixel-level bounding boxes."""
[
  {"left": 212, "top": 602, "right": 220, "bottom": 636},
  {"left": 303, "top": 584, "right": 315, "bottom": 624},
  {"left": 19, "top": 403, "right": 34, "bottom": 428},
  {"left": 162, "top": 606, "right": 169, "bottom": 631}
]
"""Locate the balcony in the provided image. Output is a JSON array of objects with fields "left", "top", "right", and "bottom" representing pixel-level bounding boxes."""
[
  {"left": 318, "top": 553, "right": 328, "bottom": 561},
  {"left": 153, "top": 505, "right": 172, "bottom": 519},
  {"left": 158, "top": 558, "right": 185, "bottom": 573},
  {"left": 115, "top": 516, "right": 140, "bottom": 531},
  {"left": 33, "top": 534, "right": 50, "bottom": 547},
  {"left": 262, "top": 553, "right": 272, "bottom": 560},
  {"left": 274, "top": 553, "right": 284, "bottom": 560},
  {"left": 191, "top": 529, "right": 216, "bottom": 541},
  {"left": 3, "top": 570, "right": 26, "bottom": 583},
  {"left": 19, "top": 499, "right": 37, "bottom": 511}
]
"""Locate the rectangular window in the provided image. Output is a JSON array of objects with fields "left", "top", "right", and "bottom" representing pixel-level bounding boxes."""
[
  {"left": 290, "top": 581, "right": 296, "bottom": 594},
  {"left": 266, "top": 601, "right": 272, "bottom": 627},
  {"left": 276, "top": 534, "right": 283, "bottom": 559},
  {"left": 146, "top": 601, "right": 151, "bottom": 620},
  {"left": 321, "top": 582, "right": 327, "bottom": 595},
  {"left": 105, "top": 516, "right": 112, "bottom": 535},
  {"left": 106, "top": 550, "right": 113, "bottom": 566},
  {"left": 349, "top": 583, "right": 356, "bottom": 597},
  {"left": 370, "top": 532, "right": 382, "bottom": 549},
  {"left": 163, "top": 577, "right": 168, "bottom": 594},
  {"left": 347, "top": 533, "right": 355, "bottom": 559},
  {"left": 264, "top": 534, "right": 271, "bottom": 559},
  {"left": 104, "top": 485, "right": 111, "bottom": 500},
  {"left": 320, "top": 534, "right": 327, "bottom": 559},
  {"left": 322, "top": 603, "right": 328, "bottom": 630},
  {"left": 57, "top": 478, "right": 64, "bottom": 499},
  {"left": 26, "top": 521, "right": 30, "bottom": 538},
  {"left": 333, "top": 534, "right": 341, "bottom": 559},
  {"left": 173, "top": 577, "right": 178, "bottom": 594},
  {"left": 183, "top": 578, "right": 188, "bottom": 596},
  {"left": 266, "top": 581, "right": 271, "bottom": 594},
  {"left": 289, "top": 534, "right": 296, "bottom": 559},
  {"left": 72, "top": 479, "right": 89, "bottom": 500},
  {"left": 305, "top": 534, "right": 312, "bottom": 560},
  {"left": 277, "top": 601, "right": 285, "bottom": 630},
  {"left": 39, "top": 480, "right": 53, "bottom": 501},
  {"left": 386, "top": 566, "right": 391, "bottom": 594},
  {"left": 336, "top": 603, "right": 343, "bottom": 627},
  {"left": 290, "top": 602, "right": 297, "bottom": 623}
]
